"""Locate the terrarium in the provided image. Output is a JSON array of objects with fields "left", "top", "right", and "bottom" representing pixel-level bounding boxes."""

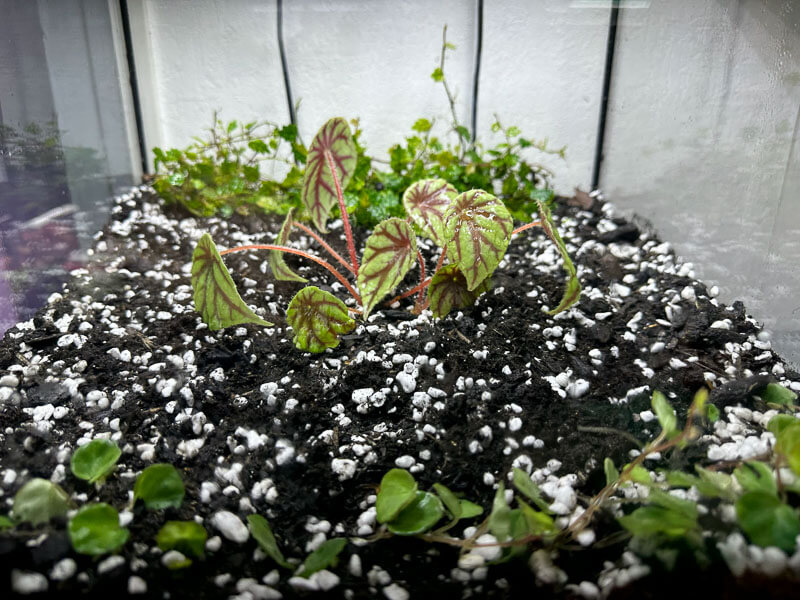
[{"left": 1, "top": 1, "right": 799, "bottom": 598}]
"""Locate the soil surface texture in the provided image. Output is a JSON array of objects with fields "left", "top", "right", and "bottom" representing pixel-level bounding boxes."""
[{"left": 1, "top": 187, "right": 798, "bottom": 599}]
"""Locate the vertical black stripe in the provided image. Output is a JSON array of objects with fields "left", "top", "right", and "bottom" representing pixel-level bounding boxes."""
[
  {"left": 470, "top": 0, "right": 484, "bottom": 143},
  {"left": 277, "top": 0, "right": 296, "bottom": 129},
  {"left": 591, "top": 0, "right": 620, "bottom": 190},
  {"left": 119, "top": 0, "right": 148, "bottom": 175}
]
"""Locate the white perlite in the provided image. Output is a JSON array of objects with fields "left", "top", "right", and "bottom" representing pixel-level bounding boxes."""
[
  {"left": 12, "top": 570, "right": 48, "bottom": 594},
  {"left": 383, "top": 583, "right": 410, "bottom": 600},
  {"left": 331, "top": 458, "right": 357, "bottom": 481},
  {"left": 211, "top": 511, "right": 249, "bottom": 543}
]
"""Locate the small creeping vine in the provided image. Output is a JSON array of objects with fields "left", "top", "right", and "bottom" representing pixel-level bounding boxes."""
[{"left": 190, "top": 118, "right": 580, "bottom": 352}]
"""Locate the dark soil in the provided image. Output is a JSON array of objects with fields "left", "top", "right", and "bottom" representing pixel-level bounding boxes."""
[{"left": 0, "top": 188, "right": 798, "bottom": 599}]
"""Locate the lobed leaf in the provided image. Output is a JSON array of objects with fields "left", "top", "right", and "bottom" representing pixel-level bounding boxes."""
[
  {"left": 301, "top": 117, "right": 357, "bottom": 232},
  {"left": 618, "top": 505, "right": 697, "bottom": 539},
  {"left": 443, "top": 190, "right": 513, "bottom": 291},
  {"left": 12, "top": 479, "right": 70, "bottom": 526},
  {"left": 536, "top": 199, "right": 581, "bottom": 314},
  {"left": 70, "top": 439, "right": 121, "bottom": 485},
  {"left": 402, "top": 179, "right": 457, "bottom": 246},
  {"left": 298, "top": 538, "right": 347, "bottom": 578},
  {"left": 427, "top": 264, "right": 491, "bottom": 319},
  {"left": 734, "top": 462, "right": 777, "bottom": 496},
  {"left": 736, "top": 491, "right": 800, "bottom": 552},
  {"left": 269, "top": 208, "right": 306, "bottom": 283},
  {"left": 247, "top": 514, "right": 292, "bottom": 568},
  {"left": 68, "top": 503, "right": 129, "bottom": 556},
  {"left": 377, "top": 469, "right": 418, "bottom": 524},
  {"left": 286, "top": 286, "right": 356, "bottom": 353},
  {"left": 191, "top": 233, "right": 273, "bottom": 330},
  {"left": 357, "top": 218, "right": 418, "bottom": 318},
  {"left": 133, "top": 464, "right": 185, "bottom": 510},
  {"left": 386, "top": 491, "right": 444, "bottom": 536}
]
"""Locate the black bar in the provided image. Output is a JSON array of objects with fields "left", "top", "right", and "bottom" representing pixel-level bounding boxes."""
[
  {"left": 591, "top": 0, "right": 620, "bottom": 190},
  {"left": 470, "top": 0, "right": 484, "bottom": 142},
  {"left": 277, "top": 0, "right": 297, "bottom": 129},
  {"left": 119, "top": 0, "right": 148, "bottom": 176}
]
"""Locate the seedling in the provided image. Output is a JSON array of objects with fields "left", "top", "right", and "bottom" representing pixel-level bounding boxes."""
[
  {"left": 70, "top": 439, "right": 121, "bottom": 485},
  {"left": 12, "top": 478, "right": 71, "bottom": 526},
  {"left": 247, "top": 514, "right": 292, "bottom": 568},
  {"left": 133, "top": 464, "right": 185, "bottom": 510},
  {"left": 297, "top": 538, "right": 348, "bottom": 578},
  {"left": 191, "top": 118, "right": 580, "bottom": 352},
  {"left": 156, "top": 521, "right": 208, "bottom": 561},
  {"left": 68, "top": 503, "right": 129, "bottom": 556}
]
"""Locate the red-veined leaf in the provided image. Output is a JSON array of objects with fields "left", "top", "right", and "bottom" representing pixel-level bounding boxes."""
[
  {"left": 191, "top": 233, "right": 273, "bottom": 330},
  {"left": 402, "top": 178, "right": 457, "bottom": 246},
  {"left": 301, "top": 118, "right": 357, "bottom": 232},
  {"left": 286, "top": 286, "right": 355, "bottom": 353},
  {"left": 269, "top": 208, "right": 306, "bottom": 283},
  {"left": 537, "top": 200, "right": 581, "bottom": 315},
  {"left": 357, "top": 218, "right": 418, "bottom": 318},
  {"left": 443, "top": 190, "right": 512, "bottom": 291},
  {"left": 428, "top": 264, "right": 491, "bottom": 318}
]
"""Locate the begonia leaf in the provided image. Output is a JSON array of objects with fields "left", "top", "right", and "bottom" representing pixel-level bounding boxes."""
[
  {"left": 428, "top": 264, "right": 490, "bottom": 319},
  {"left": 402, "top": 179, "right": 457, "bottom": 246},
  {"left": 269, "top": 208, "right": 306, "bottom": 283},
  {"left": 286, "top": 286, "right": 355, "bottom": 353}
]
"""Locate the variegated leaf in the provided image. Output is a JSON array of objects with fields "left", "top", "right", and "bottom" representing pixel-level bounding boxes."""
[
  {"left": 402, "top": 178, "right": 457, "bottom": 246},
  {"left": 191, "top": 233, "right": 273, "bottom": 330},
  {"left": 428, "top": 264, "right": 491, "bottom": 319},
  {"left": 269, "top": 208, "right": 306, "bottom": 283},
  {"left": 301, "top": 118, "right": 357, "bottom": 232},
  {"left": 286, "top": 286, "right": 355, "bottom": 353},
  {"left": 357, "top": 218, "right": 418, "bottom": 319},
  {"left": 443, "top": 190, "right": 513, "bottom": 291},
  {"left": 537, "top": 200, "right": 581, "bottom": 315}
]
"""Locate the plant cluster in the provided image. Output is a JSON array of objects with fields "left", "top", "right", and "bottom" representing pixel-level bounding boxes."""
[
  {"left": 151, "top": 27, "right": 562, "bottom": 228},
  {"left": 190, "top": 116, "right": 580, "bottom": 352}
]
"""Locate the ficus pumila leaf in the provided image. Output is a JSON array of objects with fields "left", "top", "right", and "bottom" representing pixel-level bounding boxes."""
[
  {"left": 427, "top": 264, "right": 490, "bottom": 319},
  {"left": 536, "top": 199, "right": 581, "bottom": 315},
  {"left": 269, "top": 208, "right": 306, "bottom": 283},
  {"left": 442, "top": 190, "right": 513, "bottom": 291},
  {"left": 376, "top": 469, "right": 418, "bottom": 524},
  {"left": 286, "top": 286, "right": 356, "bottom": 353},
  {"left": 402, "top": 178, "right": 457, "bottom": 246},
  {"left": 301, "top": 117, "right": 357, "bottom": 232},
  {"left": 191, "top": 233, "right": 273, "bottom": 330},
  {"left": 357, "top": 218, "right": 418, "bottom": 318}
]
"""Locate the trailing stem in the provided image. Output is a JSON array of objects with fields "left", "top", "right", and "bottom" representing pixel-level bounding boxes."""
[{"left": 292, "top": 221, "right": 356, "bottom": 275}]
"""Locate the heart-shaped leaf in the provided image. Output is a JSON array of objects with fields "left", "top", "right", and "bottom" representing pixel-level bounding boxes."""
[
  {"left": 134, "top": 464, "right": 185, "bottom": 510},
  {"left": 12, "top": 479, "right": 71, "bottom": 525},
  {"left": 402, "top": 179, "right": 457, "bottom": 246},
  {"left": 269, "top": 208, "right": 306, "bottom": 283},
  {"left": 286, "top": 286, "right": 356, "bottom": 353},
  {"left": 387, "top": 491, "right": 444, "bottom": 535},
  {"left": 537, "top": 199, "right": 581, "bottom": 315},
  {"left": 68, "top": 503, "right": 129, "bottom": 556},
  {"left": 443, "top": 190, "right": 512, "bottom": 291},
  {"left": 301, "top": 117, "right": 357, "bottom": 232},
  {"left": 70, "top": 439, "right": 122, "bottom": 485},
  {"left": 192, "top": 233, "right": 273, "bottom": 330},
  {"left": 428, "top": 264, "right": 490, "bottom": 319},
  {"left": 357, "top": 218, "right": 418, "bottom": 318},
  {"left": 377, "top": 469, "right": 418, "bottom": 524},
  {"left": 736, "top": 491, "right": 800, "bottom": 552}
]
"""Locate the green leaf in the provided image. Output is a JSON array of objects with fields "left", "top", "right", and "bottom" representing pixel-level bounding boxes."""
[
  {"left": 706, "top": 404, "right": 720, "bottom": 422},
  {"left": 604, "top": 458, "right": 619, "bottom": 486},
  {"left": 517, "top": 498, "right": 556, "bottom": 536},
  {"left": 298, "top": 538, "right": 347, "bottom": 578},
  {"left": 376, "top": 469, "right": 418, "bottom": 524},
  {"left": 647, "top": 489, "right": 699, "bottom": 521},
  {"left": 651, "top": 390, "right": 678, "bottom": 438},
  {"left": 626, "top": 464, "right": 652, "bottom": 485},
  {"left": 536, "top": 200, "right": 581, "bottom": 314},
  {"left": 68, "top": 503, "right": 129, "bottom": 556},
  {"left": 247, "top": 514, "right": 292, "bottom": 568},
  {"left": 428, "top": 264, "right": 490, "bottom": 319},
  {"left": 227, "top": 120, "right": 238, "bottom": 133},
  {"left": 455, "top": 125, "right": 471, "bottom": 141},
  {"left": 442, "top": 190, "right": 513, "bottom": 291},
  {"left": 269, "top": 208, "right": 306, "bottom": 283},
  {"left": 411, "top": 118, "right": 432, "bottom": 133},
  {"left": 248, "top": 139, "right": 269, "bottom": 154},
  {"left": 133, "top": 464, "right": 185, "bottom": 510},
  {"left": 512, "top": 468, "right": 551, "bottom": 512},
  {"left": 0, "top": 515, "right": 13, "bottom": 530},
  {"left": 70, "top": 439, "right": 121, "bottom": 485},
  {"left": 736, "top": 491, "right": 800, "bottom": 552},
  {"left": 431, "top": 67, "right": 444, "bottom": 82},
  {"left": 734, "top": 462, "right": 777, "bottom": 496},
  {"left": 286, "top": 286, "right": 356, "bottom": 353},
  {"left": 459, "top": 500, "right": 483, "bottom": 520},
  {"left": 12, "top": 478, "right": 70, "bottom": 525},
  {"left": 357, "top": 218, "right": 418, "bottom": 318},
  {"left": 301, "top": 118, "right": 357, "bottom": 232},
  {"left": 402, "top": 179, "right": 457, "bottom": 246},
  {"left": 618, "top": 505, "right": 697, "bottom": 539},
  {"left": 767, "top": 414, "right": 798, "bottom": 437},
  {"left": 761, "top": 383, "right": 798, "bottom": 406},
  {"left": 432, "top": 483, "right": 461, "bottom": 520},
  {"left": 156, "top": 521, "right": 207, "bottom": 559},
  {"left": 694, "top": 466, "right": 735, "bottom": 500},
  {"left": 775, "top": 422, "right": 800, "bottom": 475},
  {"left": 191, "top": 233, "right": 273, "bottom": 330},
  {"left": 387, "top": 491, "right": 444, "bottom": 535},
  {"left": 487, "top": 483, "right": 512, "bottom": 541}
]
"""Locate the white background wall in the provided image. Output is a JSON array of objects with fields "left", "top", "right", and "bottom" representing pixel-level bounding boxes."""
[{"left": 122, "top": 0, "right": 800, "bottom": 367}]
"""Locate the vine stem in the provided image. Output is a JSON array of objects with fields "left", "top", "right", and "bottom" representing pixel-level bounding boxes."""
[
  {"left": 512, "top": 221, "right": 541, "bottom": 236},
  {"left": 324, "top": 149, "right": 359, "bottom": 276},
  {"left": 219, "top": 244, "right": 361, "bottom": 304},
  {"left": 292, "top": 221, "right": 356, "bottom": 275}
]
